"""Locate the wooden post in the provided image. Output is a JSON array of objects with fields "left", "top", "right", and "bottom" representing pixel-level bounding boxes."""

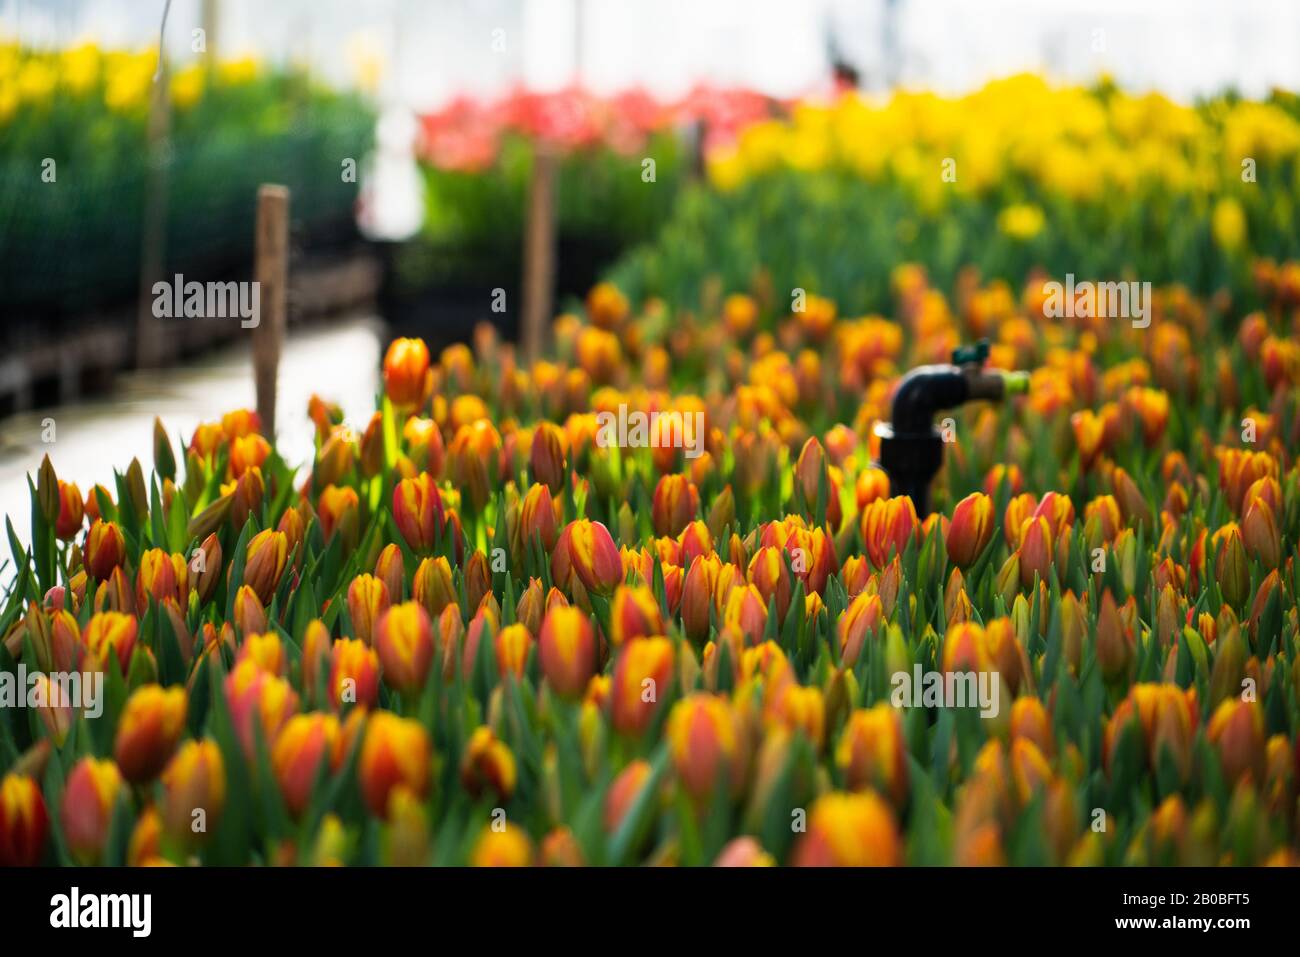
[
  {"left": 520, "top": 146, "right": 558, "bottom": 365},
  {"left": 135, "top": 57, "right": 171, "bottom": 368},
  {"left": 253, "top": 185, "right": 289, "bottom": 437}
]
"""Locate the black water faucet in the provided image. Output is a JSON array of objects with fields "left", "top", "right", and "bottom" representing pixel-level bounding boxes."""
[{"left": 873, "top": 340, "right": 1029, "bottom": 516}]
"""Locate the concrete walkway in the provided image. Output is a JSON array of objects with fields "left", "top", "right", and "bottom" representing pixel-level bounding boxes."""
[{"left": 0, "top": 316, "right": 383, "bottom": 570}]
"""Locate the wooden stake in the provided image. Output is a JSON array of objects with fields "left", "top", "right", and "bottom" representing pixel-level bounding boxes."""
[
  {"left": 135, "top": 59, "right": 171, "bottom": 368},
  {"left": 520, "top": 146, "right": 558, "bottom": 365},
  {"left": 253, "top": 184, "right": 290, "bottom": 437}
]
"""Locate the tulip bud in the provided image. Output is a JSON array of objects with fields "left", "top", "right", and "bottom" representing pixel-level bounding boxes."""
[
  {"left": 651, "top": 474, "right": 700, "bottom": 537},
  {"left": 0, "top": 773, "right": 49, "bottom": 866},
  {"left": 243, "top": 529, "right": 288, "bottom": 605},
  {"left": 1095, "top": 590, "right": 1134, "bottom": 683},
  {"left": 85, "top": 520, "right": 126, "bottom": 580},
  {"left": 329, "top": 638, "right": 380, "bottom": 711},
  {"left": 538, "top": 606, "right": 597, "bottom": 698},
  {"left": 1241, "top": 498, "right": 1280, "bottom": 570},
  {"left": 515, "top": 577, "right": 546, "bottom": 635},
  {"left": 346, "top": 574, "right": 390, "bottom": 647},
  {"left": 529, "top": 422, "right": 567, "bottom": 492},
  {"left": 383, "top": 337, "right": 432, "bottom": 408},
  {"left": 272, "top": 714, "right": 341, "bottom": 817},
  {"left": 160, "top": 739, "right": 225, "bottom": 846},
  {"left": 54, "top": 480, "right": 84, "bottom": 541},
  {"left": 412, "top": 555, "right": 456, "bottom": 618},
  {"left": 223, "top": 659, "right": 298, "bottom": 759},
  {"left": 667, "top": 693, "right": 745, "bottom": 800},
  {"left": 835, "top": 705, "right": 909, "bottom": 806},
  {"left": 947, "top": 492, "right": 993, "bottom": 568},
  {"left": 393, "top": 473, "right": 445, "bottom": 553},
  {"left": 838, "top": 592, "right": 883, "bottom": 667},
  {"left": 114, "top": 684, "right": 188, "bottom": 783},
  {"left": 1206, "top": 699, "right": 1266, "bottom": 787},
  {"left": 610, "top": 637, "right": 675, "bottom": 736},
  {"left": 518, "top": 483, "right": 559, "bottom": 554},
  {"left": 359, "top": 712, "right": 431, "bottom": 817},
  {"left": 232, "top": 584, "right": 267, "bottom": 636},
  {"left": 1215, "top": 526, "right": 1250, "bottom": 608},
  {"left": 792, "top": 792, "right": 901, "bottom": 866},
  {"left": 460, "top": 726, "right": 517, "bottom": 801},
  {"left": 192, "top": 533, "right": 223, "bottom": 605},
  {"left": 604, "top": 759, "right": 653, "bottom": 833},
  {"left": 61, "top": 758, "right": 124, "bottom": 864},
  {"left": 83, "top": 611, "right": 138, "bottom": 674},
  {"left": 375, "top": 602, "right": 435, "bottom": 694},
  {"left": 470, "top": 822, "right": 534, "bottom": 866},
  {"left": 374, "top": 543, "right": 405, "bottom": 603},
  {"left": 552, "top": 519, "right": 624, "bottom": 596}
]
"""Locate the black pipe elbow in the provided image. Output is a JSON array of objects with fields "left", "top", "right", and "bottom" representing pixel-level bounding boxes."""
[{"left": 888, "top": 365, "right": 971, "bottom": 433}]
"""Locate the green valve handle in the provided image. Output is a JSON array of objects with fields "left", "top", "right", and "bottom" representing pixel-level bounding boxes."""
[
  {"left": 1000, "top": 370, "right": 1030, "bottom": 396},
  {"left": 951, "top": 339, "right": 990, "bottom": 366}
]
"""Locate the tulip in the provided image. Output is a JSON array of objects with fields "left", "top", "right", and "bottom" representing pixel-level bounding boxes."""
[
  {"left": 609, "top": 584, "right": 664, "bottom": 647},
  {"left": 272, "top": 714, "right": 341, "bottom": 817},
  {"left": 230, "top": 434, "right": 270, "bottom": 478},
  {"left": 1206, "top": 699, "right": 1266, "bottom": 787},
  {"left": 652, "top": 474, "right": 699, "bottom": 537},
  {"left": 793, "top": 792, "right": 901, "bottom": 866},
  {"left": 374, "top": 543, "right": 405, "bottom": 603},
  {"left": 947, "top": 492, "right": 993, "bottom": 568},
  {"left": 329, "top": 638, "right": 381, "bottom": 711},
  {"left": 460, "top": 726, "right": 517, "bottom": 800},
  {"left": 301, "top": 619, "right": 332, "bottom": 698},
  {"left": 1104, "top": 683, "right": 1197, "bottom": 781},
  {"left": 681, "top": 554, "right": 722, "bottom": 643},
  {"left": 383, "top": 337, "right": 432, "bottom": 408},
  {"left": 604, "top": 759, "right": 653, "bottom": 833},
  {"left": 359, "top": 712, "right": 431, "bottom": 817},
  {"left": 515, "top": 577, "right": 546, "bottom": 635},
  {"left": 413, "top": 555, "right": 456, "bottom": 618},
  {"left": 1215, "top": 526, "right": 1250, "bottom": 608},
  {"left": 229, "top": 466, "right": 265, "bottom": 530},
  {"left": 0, "top": 773, "right": 49, "bottom": 866},
  {"left": 552, "top": 519, "right": 623, "bottom": 596},
  {"left": 1017, "top": 515, "right": 1053, "bottom": 588},
  {"left": 192, "top": 533, "right": 223, "bottom": 605},
  {"left": 746, "top": 546, "right": 792, "bottom": 621},
  {"left": 346, "top": 574, "right": 390, "bottom": 647},
  {"left": 794, "top": 437, "right": 842, "bottom": 528},
  {"left": 61, "top": 758, "right": 124, "bottom": 864},
  {"left": 224, "top": 659, "right": 299, "bottom": 758},
  {"left": 85, "top": 520, "right": 126, "bottom": 580},
  {"left": 860, "top": 496, "right": 917, "bottom": 569},
  {"left": 238, "top": 630, "right": 286, "bottom": 676},
  {"left": 610, "top": 637, "right": 675, "bottom": 736},
  {"left": 231, "top": 584, "right": 267, "bottom": 635},
  {"left": 1240, "top": 497, "right": 1280, "bottom": 570},
  {"left": 393, "top": 473, "right": 445, "bottom": 552},
  {"left": 723, "top": 584, "right": 769, "bottom": 645},
  {"left": 114, "top": 684, "right": 188, "bottom": 783},
  {"left": 677, "top": 520, "right": 714, "bottom": 568},
  {"left": 538, "top": 606, "right": 597, "bottom": 698},
  {"left": 446, "top": 421, "right": 502, "bottom": 511},
  {"left": 494, "top": 623, "right": 533, "bottom": 678},
  {"left": 375, "top": 602, "right": 434, "bottom": 694},
  {"left": 160, "top": 739, "right": 225, "bottom": 845},
  {"left": 1095, "top": 590, "right": 1134, "bottom": 683},
  {"left": 464, "top": 550, "right": 492, "bottom": 613},
  {"left": 838, "top": 592, "right": 883, "bottom": 667},
  {"left": 835, "top": 705, "right": 909, "bottom": 806},
  {"left": 318, "top": 485, "right": 360, "bottom": 546},
  {"left": 54, "top": 480, "right": 84, "bottom": 541},
  {"left": 715, "top": 836, "right": 776, "bottom": 867},
  {"left": 83, "top": 611, "right": 138, "bottom": 674},
  {"left": 470, "top": 823, "right": 534, "bottom": 867},
  {"left": 529, "top": 422, "right": 567, "bottom": 492},
  {"left": 667, "top": 693, "right": 745, "bottom": 799},
  {"left": 238, "top": 529, "right": 286, "bottom": 605},
  {"left": 518, "top": 482, "right": 560, "bottom": 555}
]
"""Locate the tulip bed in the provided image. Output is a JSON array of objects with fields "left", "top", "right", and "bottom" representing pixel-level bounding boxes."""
[{"left": 1, "top": 250, "right": 1297, "bottom": 867}]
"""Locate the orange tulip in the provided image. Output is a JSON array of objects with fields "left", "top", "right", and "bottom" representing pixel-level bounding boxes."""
[
  {"left": 160, "top": 739, "right": 225, "bottom": 845},
  {"left": 374, "top": 601, "right": 434, "bottom": 694},
  {"left": 383, "top": 337, "right": 432, "bottom": 408},
  {"left": 359, "top": 712, "right": 430, "bottom": 817},
  {"left": 552, "top": 519, "right": 623, "bottom": 596},
  {"left": 272, "top": 714, "right": 341, "bottom": 817},
  {"left": 85, "top": 520, "right": 126, "bottom": 580},
  {"left": 114, "top": 684, "right": 188, "bottom": 783},
  {"left": 610, "top": 637, "right": 675, "bottom": 736},
  {"left": 792, "top": 792, "right": 901, "bottom": 866},
  {"left": 393, "top": 473, "right": 445, "bottom": 553},
  {"left": 947, "top": 492, "right": 993, "bottom": 568},
  {"left": 667, "top": 693, "right": 745, "bottom": 799},
  {"left": 0, "top": 774, "right": 49, "bottom": 866},
  {"left": 61, "top": 758, "right": 124, "bottom": 864},
  {"left": 538, "top": 605, "right": 597, "bottom": 698}
]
